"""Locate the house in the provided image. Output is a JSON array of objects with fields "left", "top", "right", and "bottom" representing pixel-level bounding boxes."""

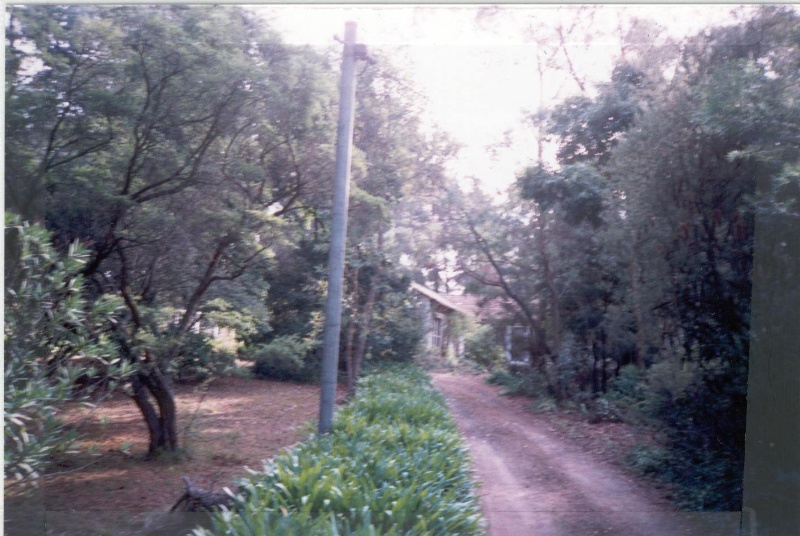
[
  {"left": 411, "top": 282, "right": 478, "bottom": 362},
  {"left": 411, "top": 282, "right": 534, "bottom": 365}
]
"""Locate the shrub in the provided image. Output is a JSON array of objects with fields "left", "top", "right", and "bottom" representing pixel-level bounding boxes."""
[
  {"left": 366, "top": 295, "right": 424, "bottom": 363},
  {"left": 587, "top": 397, "right": 624, "bottom": 424},
  {"left": 247, "top": 335, "right": 317, "bottom": 382},
  {"left": 486, "top": 369, "right": 524, "bottom": 393},
  {"left": 609, "top": 364, "right": 646, "bottom": 401},
  {"left": 198, "top": 364, "right": 484, "bottom": 536},
  {"left": 170, "top": 332, "right": 237, "bottom": 383},
  {"left": 463, "top": 325, "right": 504, "bottom": 371},
  {"left": 606, "top": 364, "right": 648, "bottom": 423},
  {"left": 486, "top": 368, "right": 547, "bottom": 398},
  {"left": 4, "top": 215, "right": 130, "bottom": 487},
  {"left": 627, "top": 444, "right": 670, "bottom": 476},
  {"left": 621, "top": 360, "right": 747, "bottom": 511},
  {"left": 647, "top": 366, "right": 747, "bottom": 511},
  {"left": 639, "top": 360, "right": 694, "bottom": 419}
]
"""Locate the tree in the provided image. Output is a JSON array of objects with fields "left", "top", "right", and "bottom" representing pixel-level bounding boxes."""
[
  {"left": 339, "top": 55, "right": 458, "bottom": 393},
  {"left": 576, "top": 7, "right": 797, "bottom": 509},
  {"left": 460, "top": 7, "right": 796, "bottom": 511},
  {"left": 5, "top": 5, "right": 339, "bottom": 455}
]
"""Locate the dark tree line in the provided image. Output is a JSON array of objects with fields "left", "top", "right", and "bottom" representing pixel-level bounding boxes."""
[{"left": 431, "top": 7, "right": 799, "bottom": 511}]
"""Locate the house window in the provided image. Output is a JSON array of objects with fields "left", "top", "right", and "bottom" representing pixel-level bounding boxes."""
[
  {"left": 432, "top": 315, "right": 444, "bottom": 350},
  {"left": 505, "top": 325, "right": 532, "bottom": 364}
]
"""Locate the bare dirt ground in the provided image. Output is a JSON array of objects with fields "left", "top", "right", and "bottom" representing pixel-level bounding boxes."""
[
  {"left": 5, "top": 376, "right": 345, "bottom": 536},
  {"left": 4, "top": 370, "right": 745, "bottom": 536},
  {"left": 432, "top": 372, "right": 743, "bottom": 536}
]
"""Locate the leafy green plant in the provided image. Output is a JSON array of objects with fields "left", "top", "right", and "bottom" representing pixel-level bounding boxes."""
[
  {"left": 486, "top": 368, "right": 546, "bottom": 398},
  {"left": 649, "top": 366, "right": 747, "bottom": 511},
  {"left": 609, "top": 364, "right": 646, "bottom": 402},
  {"left": 170, "top": 332, "right": 237, "bottom": 383},
  {"left": 227, "top": 366, "right": 254, "bottom": 380},
  {"left": 627, "top": 444, "right": 669, "bottom": 476},
  {"left": 365, "top": 293, "right": 424, "bottom": 363},
  {"left": 246, "top": 335, "right": 316, "bottom": 382},
  {"left": 486, "top": 369, "right": 524, "bottom": 393},
  {"left": 598, "top": 364, "right": 648, "bottom": 423},
  {"left": 4, "top": 214, "right": 131, "bottom": 487},
  {"left": 463, "top": 325, "right": 504, "bottom": 371},
  {"left": 198, "top": 364, "right": 484, "bottom": 536}
]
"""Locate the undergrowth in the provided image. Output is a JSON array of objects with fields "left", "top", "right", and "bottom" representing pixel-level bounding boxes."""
[{"left": 197, "top": 364, "right": 484, "bottom": 535}]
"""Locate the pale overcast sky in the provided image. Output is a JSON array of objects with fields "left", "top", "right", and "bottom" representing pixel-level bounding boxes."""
[{"left": 258, "top": 5, "right": 749, "bottom": 194}]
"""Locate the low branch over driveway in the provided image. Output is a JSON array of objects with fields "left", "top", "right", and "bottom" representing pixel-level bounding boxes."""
[{"left": 432, "top": 373, "right": 745, "bottom": 536}]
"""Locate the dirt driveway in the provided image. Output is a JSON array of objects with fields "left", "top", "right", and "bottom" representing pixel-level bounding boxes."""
[{"left": 432, "top": 373, "right": 745, "bottom": 536}]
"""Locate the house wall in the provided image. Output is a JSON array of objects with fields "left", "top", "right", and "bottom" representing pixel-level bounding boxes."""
[{"left": 418, "top": 298, "right": 465, "bottom": 363}]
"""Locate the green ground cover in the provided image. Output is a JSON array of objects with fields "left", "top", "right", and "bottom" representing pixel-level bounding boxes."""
[{"left": 198, "top": 365, "right": 484, "bottom": 535}]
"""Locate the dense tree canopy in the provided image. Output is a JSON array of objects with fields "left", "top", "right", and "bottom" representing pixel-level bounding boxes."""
[
  {"left": 429, "top": 6, "right": 799, "bottom": 511},
  {"left": 5, "top": 5, "right": 446, "bottom": 458}
]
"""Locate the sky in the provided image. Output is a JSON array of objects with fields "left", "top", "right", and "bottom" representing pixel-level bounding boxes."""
[{"left": 257, "top": 4, "right": 749, "bottom": 194}]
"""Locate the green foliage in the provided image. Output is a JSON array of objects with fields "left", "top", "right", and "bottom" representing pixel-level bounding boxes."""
[
  {"left": 4, "top": 3, "right": 461, "bottom": 455},
  {"left": 463, "top": 325, "right": 504, "bottom": 371},
  {"left": 169, "top": 332, "right": 237, "bottom": 383},
  {"left": 462, "top": 9, "right": 800, "bottom": 511},
  {"left": 517, "top": 164, "right": 608, "bottom": 227},
  {"left": 609, "top": 364, "right": 645, "bottom": 401},
  {"left": 627, "top": 445, "right": 670, "bottom": 477},
  {"left": 4, "top": 214, "right": 131, "bottom": 487},
  {"left": 485, "top": 369, "right": 545, "bottom": 398},
  {"left": 365, "top": 292, "right": 424, "bottom": 363},
  {"left": 199, "top": 365, "right": 484, "bottom": 536},
  {"left": 246, "top": 335, "right": 317, "bottom": 383},
  {"left": 545, "top": 63, "right": 644, "bottom": 166},
  {"left": 637, "top": 361, "right": 694, "bottom": 419},
  {"left": 649, "top": 364, "right": 747, "bottom": 511},
  {"left": 201, "top": 299, "right": 259, "bottom": 346}
]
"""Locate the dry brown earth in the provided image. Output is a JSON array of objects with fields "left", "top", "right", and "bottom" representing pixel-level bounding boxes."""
[
  {"left": 432, "top": 372, "right": 744, "bottom": 536},
  {"left": 4, "top": 371, "right": 745, "bottom": 536},
  {"left": 5, "top": 376, "right": 345, "bottom": 536}
]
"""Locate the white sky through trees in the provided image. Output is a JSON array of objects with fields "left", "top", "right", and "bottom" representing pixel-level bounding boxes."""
[{"left": 259, "top": 4, "right": 751, "bottom": 194}]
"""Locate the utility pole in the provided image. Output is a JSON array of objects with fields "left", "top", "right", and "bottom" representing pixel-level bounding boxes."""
[{"left": 318, "top": 22, "right": 367, "bottom": 435}]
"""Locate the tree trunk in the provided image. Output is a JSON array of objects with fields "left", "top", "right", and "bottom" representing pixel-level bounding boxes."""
[
  {"left": 536, "top": 219, "right": 561, "bottom": 354},
  {"left": 344, "top": 320, "right": 357, "bottom": 382},
  {"left": 118, "top": 249, "right": 180, "bottom": 457},
  {"left": 130, "top": 373, "right": 164, "bottom": 454},
  {"left": 143, "top": 365, "right": 178, "bottom": 453},
  {"left": 131, "top": 367, "right": 178, "bottom": 457},
  {"left": 345, "top": 266, "right": 359, "bottom": 393},
  {"left": 347, "top": 228, "right": 384, "bottom": 396},
  {"left": 129, "top": 237, "right": 239, "bottom": 456},
  {"left": 592, "top": 349, "right": 600, "bottom": 394},
  {"left": 465, "top": 213, "right": 557, "bottom": 396},
  {"left": 629, "top": 260, "right": 647, "bottom": 369},
  {"left": 349, "top": 275, "right": 378, "bottom": 396},
  {"left": 598, "top": 329, "right": 609, "bottom": 394}
]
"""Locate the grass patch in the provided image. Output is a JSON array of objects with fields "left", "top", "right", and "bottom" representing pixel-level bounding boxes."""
[{"left": 197, "top": 364, "right": 484, "bottom": 535}]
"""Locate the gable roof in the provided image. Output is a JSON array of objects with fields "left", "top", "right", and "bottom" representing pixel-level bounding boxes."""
[
  {"left": 410, "top": 282, "right": 476, "bottom": 317},
  {"left": 443, "top": 293, "right": 483, "bottom": 316},
  {"left": 410, "top": 282, "right": 521, "bottom": 322}
]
